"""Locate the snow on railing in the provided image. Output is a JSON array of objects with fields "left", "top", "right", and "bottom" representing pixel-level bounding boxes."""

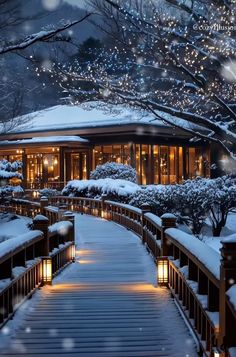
[{"left": 166, "top": 228, "right": 221, "bottom": 280}]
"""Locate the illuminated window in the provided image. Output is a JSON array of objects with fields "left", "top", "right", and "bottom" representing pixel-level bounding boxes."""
[
  {"left": 26, "top": 147, "right": 60, "bottom": 188},
  {"left": 94, "top": 146, "right": 103, "bottom": 167},
  {"left": 135, "top": 145, "right": 141, "bottom": 183},
  {"left": 160, "top": 146, "right": 169, "bottom": 184},
  {"left": 141, "top": 145, "right": 149, "bottom": 185},
  {"left": 178, "top": 147, "right": 184, "bottom": 182},
  {"left": 122, "top": 145, "right": 131, "bottom": 165},
  {"left": 153, "top": 145, "right": 159, "bottom": 184},
  {"left": 112, "top": 145, "right": 122, "bottom": 163},
  {"left": 169, "top": 147, "right": 177, "bottom": 184}
]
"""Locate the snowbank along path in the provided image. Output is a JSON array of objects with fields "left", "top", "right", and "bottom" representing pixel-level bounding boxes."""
[{"left": 0, "top": 214, "right": 198, "bottom": 356}]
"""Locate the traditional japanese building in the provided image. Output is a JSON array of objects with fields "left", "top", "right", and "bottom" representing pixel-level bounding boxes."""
[{"left": 0, "top": 103, "right": 213, "bottom": 189}]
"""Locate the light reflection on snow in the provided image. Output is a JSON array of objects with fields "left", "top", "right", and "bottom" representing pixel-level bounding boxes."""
[
  {"left": 62, "top": 337, "right": 74, "bottom": 351},
  {"left": 49, "top": 328, "right": 58, "bottom": 337}
]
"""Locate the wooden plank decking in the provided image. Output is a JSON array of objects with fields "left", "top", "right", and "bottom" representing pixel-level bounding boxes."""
[{"left": 0, "top": 215, "right": 197, "bottom": 356}]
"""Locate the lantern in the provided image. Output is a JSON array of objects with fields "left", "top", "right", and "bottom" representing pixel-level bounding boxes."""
[
  {"left": 71, "top": 244, "right": 76, "bottom": 262},
  {"left": 42, "top": 257, "right": 52, "bottom": 285},
  {"left": 157, "top": 257, "right": 169, "bottom": 285}
]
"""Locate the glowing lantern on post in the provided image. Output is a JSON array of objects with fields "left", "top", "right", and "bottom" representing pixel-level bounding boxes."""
[
  {"left": 157, "top": 257, "right": 169, "bottom": 286},
  {"left": 71, "top": 244, "right": 76, "bottom": 262},
  {"left": 42, "top": 257, "right": 52, "bottom": 285}
]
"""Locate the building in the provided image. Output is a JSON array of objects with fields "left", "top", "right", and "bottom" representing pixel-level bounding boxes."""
[{"left": 0, "top": 103, "right": 212, "bottom": 188}]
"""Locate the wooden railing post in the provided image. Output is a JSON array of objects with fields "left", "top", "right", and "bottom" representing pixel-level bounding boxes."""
[
  {"left": 63, "top": 212, "right": 75, "bottom": 244},
  {"left": 141, "top": 204, "right": 151, "bottom": 244},
  {"left": 40, "top": 196, "right": 49, "bottom": 215},
  {"left": 218, "top": 237, "right": 236, "bottom": 351},
  {"left": 101, "top": 195, "right": 108, "bottom": 218},
  {"left": 33, "top": 215, "right": 50, "bottom": 256},
  {"left": 58, "top": 204, "right": 68, "bottom": 221},
  {"left": 160, "top": 213, "right": 177, "bottom": 256}
]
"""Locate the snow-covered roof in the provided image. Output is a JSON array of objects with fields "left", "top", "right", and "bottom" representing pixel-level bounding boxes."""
[
  {"left": 6, "top": 103, "right": 165, "bottom": 135},
  {"left": 0, "top": 135, "right": 88, "bottom": 147},
  {"left": 0, "top": 101, "right": 207, "bottom": 139}
]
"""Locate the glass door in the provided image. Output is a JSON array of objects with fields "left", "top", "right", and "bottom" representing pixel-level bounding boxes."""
[{"left": 71, "top": 153, "right": 87, "bottom": 180}]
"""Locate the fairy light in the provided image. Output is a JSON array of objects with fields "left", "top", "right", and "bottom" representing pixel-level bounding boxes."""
[{"left": 29, "top": 0, "right": 236, "bottom": 154}]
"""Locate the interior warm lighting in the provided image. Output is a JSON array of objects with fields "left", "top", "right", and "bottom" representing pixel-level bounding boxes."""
[
  {"left": 33, "top": 190, "right": 39, "bottom": 198},
  {"left": 53, "top": 157, "right": 58, "bottom": 165},
  {"left": 43, "top": 157, "right": 49, "bottom": 166},
  {"left": 157, "top": 257, "right": 169, "bottom": 285},
  {"left": 42, "top": 257, "right": 52, "bottom": 285}
]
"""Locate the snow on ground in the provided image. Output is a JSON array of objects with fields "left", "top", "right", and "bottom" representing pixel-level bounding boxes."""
[{"left": 0, "top": 213, "right": 32, "bottom": 243}]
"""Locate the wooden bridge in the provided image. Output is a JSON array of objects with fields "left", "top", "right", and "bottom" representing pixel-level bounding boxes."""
[
  {"left": 0, "top": 214, "right": 197, "bottom": 356},
  {"left": 0, "top": 197, "right": 236, "bottom": 356}
]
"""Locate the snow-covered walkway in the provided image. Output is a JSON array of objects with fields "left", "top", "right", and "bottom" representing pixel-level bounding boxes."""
[{"left": 0, "top": 214, "right": 197, "bottom": 356}]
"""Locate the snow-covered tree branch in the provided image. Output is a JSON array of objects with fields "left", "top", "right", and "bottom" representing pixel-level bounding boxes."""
[{"left": 50, "top": 0, "right": 236, "bottom": 161}]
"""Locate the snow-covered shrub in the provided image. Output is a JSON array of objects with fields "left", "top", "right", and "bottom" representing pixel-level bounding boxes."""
[
  {"left": 206, "top": 176, "right": 236, "bottom": 236},
  {"left": 0, "top": 159, "right": 23, "bottom": 202},
  {"left": 39, "top": 188, "right": 61, "bottom": 197},
  {"left": 90, "top": 162, "right": 137, "bottom": 183},
  {"left": 0, "top": 159, "right": 22, "bottom": 182},
  {"left": 129, "top": 185, "right": 175, "bottom": 216},
  {"left": 0, "top": 185, "right": 24, "bottom": 197},
  {"left": 62, "top": 178, "right": 140, "bottom": 202},
  {"left": 172, "top": 178, "right": 211, "bottom": 235}
]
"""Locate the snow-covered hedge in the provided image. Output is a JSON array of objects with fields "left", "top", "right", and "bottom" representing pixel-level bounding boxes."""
[
  {"left": 90, "top": 162, "right": 137, "bottom": 183},
  {"left": 0, "top": 159, "right": 22, "bottom": 180},
  {"left": 39, "top": 188, "right": 61, "bottom": 197},
  {"left": 129, "top": 176, "right": 236, "bottom": 236},
  {"left": 129, "top": 185, "right": 174, "bottom": 216},
  {"left": 62, "top": 178, "right": 140, "bottom": 202},
  {"left": 0, "top": 185, "right": 24, "bottom": 198}
]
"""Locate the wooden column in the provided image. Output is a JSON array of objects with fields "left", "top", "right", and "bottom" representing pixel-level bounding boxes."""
[
  {"left": 218, "top": 237, "right": 236, "bottom": 350},
  {"left": 160, "top": 214, "right": 177, "bottom": 256},
  {"left": 59, "top": 147, "right": 65, "bottom": 187},
  {"left": 40, "top": 197, "right": 49, "bottom": 215},
  {"left": 22, "top": 150, "right": 27, "bottom": 189}
]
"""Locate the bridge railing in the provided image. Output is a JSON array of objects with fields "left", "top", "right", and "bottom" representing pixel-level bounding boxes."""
[
  {"left": 47, "top": 195, "right": 236, "bottom": 357},
  {"left": 0, "top": 203, "right": 75, "bottom": 329}
]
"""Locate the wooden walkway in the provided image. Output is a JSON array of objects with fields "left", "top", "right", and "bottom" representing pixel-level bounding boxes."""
[{"left": 0, "top": 215, "right": 197, "bottom": 356}]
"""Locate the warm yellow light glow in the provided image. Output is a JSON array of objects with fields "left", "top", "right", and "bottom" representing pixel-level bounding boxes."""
[
  {"left": 53, "top": 157, "right": 58, "bottom": 165},
  {"left": 43, "top": 157, "right": 49, "bottom": 166},
  {"left": 213, "top": 348, "right": 225, "bottom": 357},
  {"left": 157, "top": 258, "right": 169, "bottom": 285},
  {"left": 71, "top": 245, "right": 76, "bottom": 262},
  {"left": 78, "top": 259, "right": 96, "bottom": 264},
  {"left": 42, "top": 257, "right": 52, "bottom": 285}
]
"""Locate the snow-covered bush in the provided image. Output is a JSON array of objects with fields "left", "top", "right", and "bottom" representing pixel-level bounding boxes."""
[
  {"left": 0, "top": 185, "right": 24, "bottom": 197},
  {"left": 129, "top": 185, "right": 175, "bottom": 216},
  {"left": 206, "top": 176, "right": 236, "bottom": 236},
  {"left": 0, "top": 159, "right": 23, "bottom": 201},
  {"left": 62, "top": 178, "right": 140, "bottom": 202},
  {"left": 0, "top": 159, "right": 22, "bottom": 182},
  {"left": 172, "top": 178, "right": 211, "bottom": 235},
  {"left": 90, "top": 162, "right": 137, "bottom": 183},
  {"left": 39, "top": 188, "right": 61, "bottom": 197}
]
